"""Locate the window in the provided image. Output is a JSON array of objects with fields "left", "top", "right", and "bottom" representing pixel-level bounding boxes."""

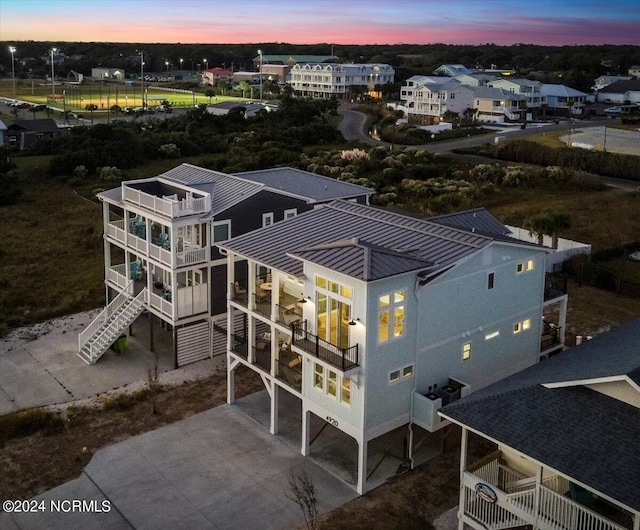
[
  {"left": 403, "top": 365, "right": 414, "bottom": 378},
  {"left": 313, "top": 363, "right": 323, "bottom": 389},
  {"left": 327, "top": 370, "right": 337, "bottom": 397},
  {"left": 212, "top": 221, "right": 230, "bottom": 243},
  {"left": 517, "top": 260, "right": 535, "bottom": 274},
  {"left": 379, "top": 290, "right": 406, "bottom": 343},
  {"left": 316, "top": 276, "right": 326, "bottom": 289},
  {"left": 487, "top": 272, "right": 495, "bottom": 290},
  {"left": 262, "top": 212, "right": 274, "bottom": 228},
  {"left": 463, "top": 342, "right": 471, "bottom": 360},
  {"left": 340, "top": 377, "right": 351, "bottom": 404},
  {"left": 284, "top": 208, "right": 297, "bottom": 220},
  {"left": 389, "top": 370, "right": 400, "bottom": 383},
  {"left": 485, "top": 331, "right": 500, "bottom": 340},
  {"left": 513, "top": 319, "right": 531, "bottom": 334}
]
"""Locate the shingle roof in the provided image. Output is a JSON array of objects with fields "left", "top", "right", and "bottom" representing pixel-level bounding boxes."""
[
  {"left": 441, "top": 317, "right": 640, "bottom": 512},
  {"left": 233, "top": 168, "right": 373, "bottom": 203},
  {"left": 219, "top": 201, "right": 512, "bottom": 279},
  {"left": 10, "top": 119, "right": 60, "bottom": 133},
  {"left": 599, "top": 79, "right": 640, "bottom": 94},
  {"left": 471, "top": 86, "right": 527, "bottom": 100}
]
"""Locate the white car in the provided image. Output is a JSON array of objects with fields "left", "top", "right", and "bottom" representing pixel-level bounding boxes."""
[{"left": 604, "top": 106, "right": 622, "bottom": 113}]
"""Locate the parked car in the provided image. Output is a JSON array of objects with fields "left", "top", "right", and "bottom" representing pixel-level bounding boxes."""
[
  {"left": 122, "top": 107, "right": 135, "bottom": 115},
  {"left": 158, "top": 104, "right": 173, "bottom": 113}
]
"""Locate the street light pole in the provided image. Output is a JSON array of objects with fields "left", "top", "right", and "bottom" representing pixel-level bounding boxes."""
[
  {"left": 204, "top": 58, "right": 208, "bottom": 71},
  {"left": 9, "top": 46, "right": 16, "bottom": 100},
  {"left": 165, "top": 60, "right": 169, "bottom": 73},
  {"left": 180, "top": 58, "right": 183, "bottom": 71},
  {"left": 50, "top": 47, "right": 57, "bottom": 104},
  {"left": 139, "top": 51, "right": 145, "bottom": 107},
  {"left": 258, "top": 49, "right": 263, "bottom": 101}
]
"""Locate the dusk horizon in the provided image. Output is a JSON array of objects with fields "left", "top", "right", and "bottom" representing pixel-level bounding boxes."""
[{"left": 2, "top": 0, "right": 639, "bottom": 47}]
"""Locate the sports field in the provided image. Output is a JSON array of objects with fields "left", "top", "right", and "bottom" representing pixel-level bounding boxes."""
[{"left": 0, "top": 79, "right": 243, "bottom": 113}]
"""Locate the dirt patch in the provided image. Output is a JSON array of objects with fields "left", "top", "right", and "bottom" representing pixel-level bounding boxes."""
[{"left": 0, "top": 365, "right": 262, "bottom": 502}]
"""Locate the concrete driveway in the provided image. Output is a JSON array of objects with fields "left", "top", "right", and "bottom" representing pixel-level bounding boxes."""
[
  {"left": 1, "top": 405, "right": 357, "bottom": 530},
  {"left": 0, "top": 312, "right": 179, "bottom": 415}
]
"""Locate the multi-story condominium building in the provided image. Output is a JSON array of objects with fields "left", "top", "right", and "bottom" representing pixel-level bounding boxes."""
[
  {"left": 487, "top": 78, "right": 544, "bottom": 109},
  {"left": 220, "top": 201, "right": 567, "bottom": 493},
  {"left": 290, "top": 63, "right": 395, "bottom": 99},
  {"left": 78, "top": 165, "right": 371, "bottom": 367},
  {"left": 441, "top": 317, "right": 640, "bottom": 530},
  {"left": 400, "top": 75, "right": 473, "bottom": 124},
  {"left": 471, "top": 87, "right": 527, "bottom": 123}
]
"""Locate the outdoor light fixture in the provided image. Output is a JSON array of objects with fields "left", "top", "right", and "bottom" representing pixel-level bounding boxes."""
[
  {"left": 298, "top": 297, "right": 307, "bottom": 304},
  {"left": 9, "top": 46, "right": 16, "bottom": 100},
  {"left": 348, "top": 320, "right": 356, "bottom": 326}
]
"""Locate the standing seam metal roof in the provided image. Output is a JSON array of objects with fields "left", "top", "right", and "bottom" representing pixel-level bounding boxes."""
[
  {"left": 232, "top": 168, "right": 373, "bottom": 202},
  {"left": 219, "top": 201, "right": 500, "bottom": 279}
]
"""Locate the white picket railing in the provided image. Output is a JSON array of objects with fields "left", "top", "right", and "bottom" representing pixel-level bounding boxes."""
[{"left": 78, "top": 281, "right": 134, "bottom": 351}]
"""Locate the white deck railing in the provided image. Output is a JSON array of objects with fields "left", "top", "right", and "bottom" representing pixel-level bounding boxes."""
[
  {"left": 177, "top": 247, "right": 207, "bottom": 266},
  {"left": 123, "top": 186, "right": 210, "bottom": 218},
  {"left": 79, "top": 281, "right": 134, "bottom": 351},
  {"left": 464, "top": 454, "right": 628, "bottom": 530},
  {"left": 149, "top": 291, "right": 175, "bottom": 319},
  {"left": 106, "top": 264, "right": 129, "bottom": 291}
]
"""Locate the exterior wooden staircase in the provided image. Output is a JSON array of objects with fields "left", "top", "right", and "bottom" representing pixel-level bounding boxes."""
[{"left": 78, "top": 284, "right": 148, "bottom": 364}]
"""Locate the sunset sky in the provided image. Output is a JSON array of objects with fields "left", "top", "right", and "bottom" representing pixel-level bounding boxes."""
[{"left": 2, "top": 0, "right": 639, "bottom": 46}]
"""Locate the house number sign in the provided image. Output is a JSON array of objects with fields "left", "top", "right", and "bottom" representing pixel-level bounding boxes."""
[{"left": 325, "top": 416, "right": 339, "bottom": 427}]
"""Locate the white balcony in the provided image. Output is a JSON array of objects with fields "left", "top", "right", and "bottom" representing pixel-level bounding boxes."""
[{"left": 122, "top": 184, "right": 210, "bottom": 219}]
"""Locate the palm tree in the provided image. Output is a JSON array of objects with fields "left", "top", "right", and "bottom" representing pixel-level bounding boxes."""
[
  {"left": 85, "top": 103, "right": 98, "bottom": 124},
  {"left": 238, "top": 81, "right": 250, "bottom": 99},
  {"left": 525, "top": 211, "right": 571, "bottom": 249}
]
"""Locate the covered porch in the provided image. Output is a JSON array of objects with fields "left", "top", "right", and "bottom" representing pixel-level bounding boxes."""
[{"left": 460, "top": 447, "right": 635, "bottom": 530}]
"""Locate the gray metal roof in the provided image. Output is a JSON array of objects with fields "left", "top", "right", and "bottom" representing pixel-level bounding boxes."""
[
  {"left": 441, "top": 318, "right": 640, "bottom": 512},
  {"left": 290, "top": 238, "right": 434, "bottom": 281},
  {"left": 233, "top": 167, "right": 373, "bottom": 203},
  {"left": 428, "top": 208, "right": 512, "bottom": 237},
  {"left": 220, "top": 201, "right": 507, "bottom": 279},
  {"left": 155, "top": 164, "right": 265, "bottom": 217},
  {"left": 96, "top": 164, "right": 265, "bottom": 218},
  {"left": 471, "top": 86, "right": 527, "bottom": 100}
]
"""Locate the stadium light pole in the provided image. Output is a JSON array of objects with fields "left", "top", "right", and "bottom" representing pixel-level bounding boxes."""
[
  {"left": 139, "top": 50, "right": 145, "bottom": 107},
  {"left": 50, "top": 47, "right": 57, "bottom": 104},
  {"left": 9, "top": 46, "right": 16, "bottom": 100},
  {"left": 258, "top": 49, "right": 263, "bottom": 101}
]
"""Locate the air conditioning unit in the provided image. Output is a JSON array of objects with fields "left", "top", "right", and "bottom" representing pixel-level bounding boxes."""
[{"left": 440, "top": 385, "right": 461, "bottom": 406}]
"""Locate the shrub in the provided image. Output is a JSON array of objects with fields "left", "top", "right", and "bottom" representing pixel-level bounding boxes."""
[
  {"left": 98, "top": 166, "right": 122, "bottom": 182},
  {"left": 0, "top": 408, "right": 65, "bottom": 443},
  {"left": 158, "top": 143, "right": 181, "bottom": 157}
]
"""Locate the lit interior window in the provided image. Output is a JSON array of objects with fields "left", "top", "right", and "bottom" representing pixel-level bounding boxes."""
[
  {"left": 485, "top": 331, "right": 500, "bottom": 340},
  {"left": 316, "top": 276, "right": 326, "bottom": 289},
  {"left": 389, "top": 370, "right": 400, "bottom": 383},
  {"left": 403, "top": 365, "right": 414, "bottom": 377},
  {"left": 463, "top": 343, "right": 471, "bottom": 360},
  {"left": 379, "top": 310, "right": 390, "bottom": 342},
  {"left": 327, "top": 370, "right": 337, "bottom": 397},
  {"left": 527, "top": 260, "right": 534, "bottom": 271},
  {"left": 379, "top": 294, "right": 390, "bottom": 307},
  {"left": 313, "top": 363, "right": 323, "bottom": 389},
  {"left": 523, "top": 319, "right": 531, "bottom": 330},
  {"left": 341, "top": 377, "right": 351, "bottom": 405}
]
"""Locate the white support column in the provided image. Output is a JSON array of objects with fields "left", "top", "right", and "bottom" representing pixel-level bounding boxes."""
[
  {"left": 270, "top": 383, "right": 279, "bottom": 435},
  {"left": 633, "top": 512, "right": 639, "bottom": 530},
  {"left": 458, "top": 427, "right": 469, "bottom": 530},
  {"left": 558, "top": 296, "right": 568, "bottom": 345},
  {"left": 301, "top": 408, "right": 310, "bottom": 456},
  {"left": 227, "top": 356, "right": 239, "bottom": 404},
  {"left": 357, "top": 437, "right": 367, "bottom": 495}
]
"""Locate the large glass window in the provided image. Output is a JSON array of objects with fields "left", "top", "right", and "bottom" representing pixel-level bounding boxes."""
[
  {"left": 379, "top": 289, "right": 406, "bottom": 343},
  {"left": 213, "top": 222, "right": 230, "bottom": 243},
  {"left": 313, "top": 363, "right": 323, "bottom": 389},
  {"left": 316, "top": 276, "right": 352, "bottom": 349}
]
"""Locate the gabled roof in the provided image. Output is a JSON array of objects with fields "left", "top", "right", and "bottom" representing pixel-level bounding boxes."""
[
  {"left": 233, "top": 168, "right": 373, "bottom": 203},
  {"left": 441, "top": 317, "right": 640, "bottom": 512},
  {"left": 289, "top": 238, "right": 434, "bottom": 281},
  {"left": 598, "top": 79, "right": 640, "bottom": 94},
  {"left": 434, "top": 64, "right": 471, "bottom": 77},
  {"left": 428, "top": 208, "right": 512, "bottom": 237},
  {"left": 9, "top": 119, "right": 60, "bottom": 133},
  {"left": 259, "top": 55, "right": 334, "bottom": 63},
  {"left": 219, "top": 201, "right": 540, "bottom": 280},
  {"left": 540, "top": 84, "right": 589, "bottom": 97},
  {"left": 471, "top": 86, "right": 527, "bottom": 100},
  {"left": 406, "top": 75, "right": 459, "bottom": 86},
  {"left": 489, "top": 78, "right": 541, "bottom": 88}
]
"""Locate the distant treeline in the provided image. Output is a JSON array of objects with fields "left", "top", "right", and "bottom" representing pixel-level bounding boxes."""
[{"left": 2, "top": 41, "right": 640, "bottom": 92}]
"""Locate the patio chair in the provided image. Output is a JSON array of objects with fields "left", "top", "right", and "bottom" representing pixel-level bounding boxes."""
[{"left": 233, "top": 281, "right": 247, "bottom": 295}]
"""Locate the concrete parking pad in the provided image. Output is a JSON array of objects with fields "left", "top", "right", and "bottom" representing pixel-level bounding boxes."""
[{"left": 0, "top": 405, "right": 357, "bottom": 529}]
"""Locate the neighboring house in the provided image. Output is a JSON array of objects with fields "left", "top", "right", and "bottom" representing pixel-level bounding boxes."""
[
  {"left": 91, "top": 67, "right": 125, "bottom": 80},
  {"left": 251, "top": 55, "right": 335, "bottom": 69},
  {"left": 290, "top": 63, "right": 395, "bottom": 99},
  {"left": 400, "top": 76, "right": 473, "bottom": 124},
  {"left": 471, "top": 87, "right": 527, "bottom": 123},
  {"left": 593, "top": 75, "right": 633, "bottom": 91},
  {"left": 596, "top": 79, "right": 640, "bottom": 104},
  {"left": 454, "top": 73, "right": 497, "bottom": 87},
  {"left": 629, "top": 65, "right": 640, "bottom": 78},
  {"left": 0, "top": 120, "right": 6, "bottom": 147},
  {"left": 201, "top": 67, "right": 233, "bottom": 86},
  {"left": 433, "top": 64, "right": 471, "bottom": 77},
  {"left": 540, "top": 83, "right": 591, "bottom": 116},
  {"left": 232, "top": 71, "right": 262, "bottom": 84},
  {"left": 4, "top": 119, "right": 68, "bottom": 150},
  {"left": 441, "top": 317, "right": 640, "bottom": 530},
  {"left": 219, "top": 201, "right": 567, "bottom": 494},
  {"left": 256, "top": 64, "right": 289, "bottom": 83},
  {"left": 78, "top": 165, "right": 372, "bottom": 367},
  {"left": 487, "top": 78, "right": 544, "bottom": 109}
]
